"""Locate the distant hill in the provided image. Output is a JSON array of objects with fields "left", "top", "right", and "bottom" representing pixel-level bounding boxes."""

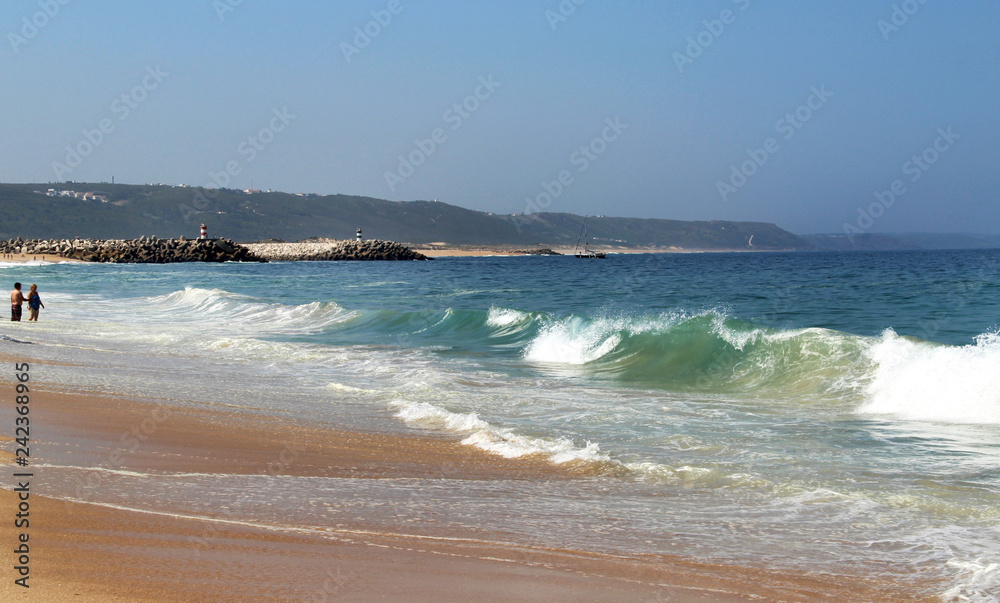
[
  {"left": 497, "top": 212, "right": 806, "bottom": 250},
  {"left": 0, "top": 182, "right": 810, "bottom": 250}
]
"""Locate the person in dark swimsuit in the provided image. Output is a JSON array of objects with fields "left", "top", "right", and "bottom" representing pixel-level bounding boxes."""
[{"left": 10, "top": 282, "right": 25, "bottom": 322}]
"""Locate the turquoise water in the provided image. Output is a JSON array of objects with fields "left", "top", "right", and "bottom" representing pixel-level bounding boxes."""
[{"left": 4, "top": 249, "right": 1000, "bottom": 600}]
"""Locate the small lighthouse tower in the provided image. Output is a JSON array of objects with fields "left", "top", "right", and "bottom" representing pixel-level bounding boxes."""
[{"left": 200, "top": 223, "right": 208, "bottom": 239}]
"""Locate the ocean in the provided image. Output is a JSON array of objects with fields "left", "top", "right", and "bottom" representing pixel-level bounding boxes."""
[{"left": 4, "top": 249, "right": 1000, "bottom": 600}]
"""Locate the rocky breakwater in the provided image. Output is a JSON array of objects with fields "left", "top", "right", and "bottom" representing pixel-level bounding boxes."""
[
  {"left": 244, "top": 239, "right": 429, "bottom": 261},
  {"left": 1, "top": 236, "right": 266, "bottom": 263},
  {"left": 509, "top": 248, "right": 560, "bottom": 255}
]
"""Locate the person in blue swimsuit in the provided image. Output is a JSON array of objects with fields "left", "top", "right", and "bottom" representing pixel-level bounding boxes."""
[{"left": 27, "top": 284, "right": 44, "bottom": 322}]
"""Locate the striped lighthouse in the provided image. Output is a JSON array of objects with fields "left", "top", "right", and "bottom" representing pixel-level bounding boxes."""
[{"left": 200, "top": 223, "right": 208, "bottom": 239}]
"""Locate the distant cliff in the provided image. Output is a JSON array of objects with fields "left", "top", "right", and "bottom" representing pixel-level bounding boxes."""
[{"left": 0, "top": 182, "right": 810, "bottom": 250}]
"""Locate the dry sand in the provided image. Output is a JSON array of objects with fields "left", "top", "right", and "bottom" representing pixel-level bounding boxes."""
[{"left": 0, "top": 367, "right": 937, "bottom": 601}]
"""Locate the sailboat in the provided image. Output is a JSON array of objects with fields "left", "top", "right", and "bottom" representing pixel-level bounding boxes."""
[{"left": 574, "top": 217, "right": 606, "bottom": 259}]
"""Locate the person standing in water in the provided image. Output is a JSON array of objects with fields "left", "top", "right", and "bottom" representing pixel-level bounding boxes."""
[
  {"left": 27, "top": 284, "right": 44, "bottom": 322},
  {"left": 10, "top": 282, "right": 25, "bottom": 322}
]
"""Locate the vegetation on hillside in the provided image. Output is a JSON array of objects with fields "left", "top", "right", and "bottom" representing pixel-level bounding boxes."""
[{"left": 0, "top": 182, "right": 811, "bottom": 249}]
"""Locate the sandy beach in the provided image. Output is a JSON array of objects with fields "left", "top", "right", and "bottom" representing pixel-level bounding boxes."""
[
  {"left": 0, "top": 253, "right": 82, "bottom": 264},
  {"left": 0, "top": 356, "right": 937, "bottom": 601},
  {"left": 3, "top": 0, "right": 995, "bottom": 597}
]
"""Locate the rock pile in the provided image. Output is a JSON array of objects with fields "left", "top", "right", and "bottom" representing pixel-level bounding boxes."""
[
  {"left": 1, "top": 236, "right": 266, "bottom": 263},
  {"left": 244, "top": 239, "right": 429, "bottom": 261}
]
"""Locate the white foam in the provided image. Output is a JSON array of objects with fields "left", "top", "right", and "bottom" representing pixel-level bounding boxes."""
[
  {"left": 391, "top": 400, "right": 609, "bottom": 464},
  {"left": 710, "top": 315, "right": 765, "bottom": 351},
  {"left": 393, "top": 400, "right": 491, "bottom": 432},
  {"left": 410, "top": 308, "right": 454, "bottom": 334},
  {"left": 943, "top": 558, "right": 1000, "bottom": 602},
  {"left": 859, "top": 330, "right": 1000, "bottom": 424},
  {"left": 325, "top": 382, "right": 371, "bottom": 394},
  {"left": 486, "top": 306, "right": 530, "bottom": 328},
  {"left": 0, "top": 260, "right": 63, "bottom": 266},
  {"left": 523, "top": 316, "right": 624, "bottom": 364},
  {"left": 37, "top": 464, "right": 226, "bottom": 479},
  {"left": 626, "top": 461, "right": 717, "bottom": 485},
  {"left": 521, "top": 311, "right": 711, "bottom": 365}
]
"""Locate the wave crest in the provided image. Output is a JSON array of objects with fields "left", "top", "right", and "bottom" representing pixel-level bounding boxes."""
[
  {"left": 148, "top": 287, "right": 356, "bottom": 334},
  {"left": 859, "top": 330, "right": 1000, "bottom": 424},
  {"left": 391, "top": 400, "right": 609, "bottom": 464}
]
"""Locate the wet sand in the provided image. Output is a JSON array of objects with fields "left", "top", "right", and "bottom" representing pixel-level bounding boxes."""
[{"left": 0, "top": 369, "right": 938, "bottom": 601}]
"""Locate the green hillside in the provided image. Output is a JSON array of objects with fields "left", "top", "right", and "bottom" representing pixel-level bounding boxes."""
[
  {"left": 0, "top": 182, "right": 811, "bottom": 250},
  {"left": 503, "top": 212, "right": 806, "bottom": 249}
]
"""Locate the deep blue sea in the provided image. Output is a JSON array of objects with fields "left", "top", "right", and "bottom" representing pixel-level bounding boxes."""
[{"left": 4, "top": 249, "right": 1000, "bottom": 600}]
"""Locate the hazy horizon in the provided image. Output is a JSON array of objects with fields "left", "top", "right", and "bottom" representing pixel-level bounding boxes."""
[{"left": 2, "top": 1, "right": 997, "bottom": 235}]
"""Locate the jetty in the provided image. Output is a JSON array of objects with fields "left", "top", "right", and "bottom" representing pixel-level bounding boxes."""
[
  {"left": 1, "top": 236, "right": 265, "bottom": 263},
  {"left": 1, "top": 237, "right": 429, "bottom": 263},
  {"left": 244, "top": 239, "right": 429, "bottom": 261}
]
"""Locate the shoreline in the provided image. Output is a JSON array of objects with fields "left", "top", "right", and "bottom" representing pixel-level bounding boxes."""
[
  {"left": 412, "top": 245, "right": 781, "bottom": 257},
  {"left": 1, "top": 489, "right": 817, "bottom": 602},
  {"left": 1, "top": 237, "right": 791, "bottom": 262},
  {"left": 0, "top": 253, "right": 83, "bottom": 264},
  {"left": 0, "top": 354, "right": 939, "bottom": 601}
]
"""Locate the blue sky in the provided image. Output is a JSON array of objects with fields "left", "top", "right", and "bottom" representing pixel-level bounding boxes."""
[{"left": 1, "top": 0, "right": 997, "bottom": 234}]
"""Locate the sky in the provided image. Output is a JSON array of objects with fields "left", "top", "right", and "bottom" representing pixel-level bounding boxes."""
[{"left": 1, "top": 0, "right": 998, "bottom": 235}]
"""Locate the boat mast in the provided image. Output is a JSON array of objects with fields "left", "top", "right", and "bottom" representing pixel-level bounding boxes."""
[{"left": 575, "top": 217, "right": 589, "bottom": 254}]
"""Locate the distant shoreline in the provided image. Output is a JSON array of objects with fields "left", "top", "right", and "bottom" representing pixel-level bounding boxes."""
[
  {"left": 0, "top": 247, "right": 782, "bottom": 261},
  {"left": 412, "top": 245, "right": 779, "bottom": 257},
  {"left": 0, "top": 239, "right": 784, "bottom": 263},
  {"left": 0, "top": 253, "right": 83, "bottom": 264}
]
